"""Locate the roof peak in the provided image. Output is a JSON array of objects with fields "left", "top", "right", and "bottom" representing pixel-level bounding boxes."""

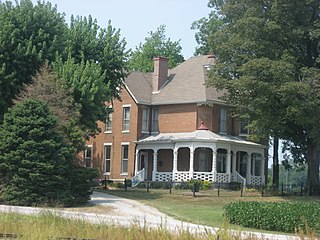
[{"left": 198, "top": 121, "right": 208, "bottom": 130}]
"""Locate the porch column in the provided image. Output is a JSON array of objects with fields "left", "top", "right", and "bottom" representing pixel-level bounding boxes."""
[
  {"left": 134, "top": 149, "right": 139, "bottom": 175},
  {"left": 189, "top": 146, "right": 194, "bottom": 180},
  {"left": 246, "top": 153, "right": 252, "bottom": 185},
  {"left": 152, "top": 150, "right": 158, "bottom": 181},
  {"left": 172, "top": 148, "right": 178, "bottom": 181},
  {"left": 261, "top": 153, "right": 265, "bottom": 184},
  {"left": 226, "top": 152, "right": 232, "bottom": 182},
  {"left": 211, "top": 151, "right": 217, "bottom": 181},
  {"left": 232, "top": 152, "right": 236, "bottom": 173}
]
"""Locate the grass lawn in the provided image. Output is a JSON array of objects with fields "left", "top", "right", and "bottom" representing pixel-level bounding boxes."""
[{"left": 97, "top": 187, "right": 320, "bottom": 231}]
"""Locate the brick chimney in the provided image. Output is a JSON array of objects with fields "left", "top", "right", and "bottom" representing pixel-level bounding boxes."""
[{"left": 153, "top": 57, "right": 168, "bottom": 93}]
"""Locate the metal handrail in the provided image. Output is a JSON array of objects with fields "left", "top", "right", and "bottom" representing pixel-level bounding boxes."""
[{"left": 131, "top": 168, "right": 145, "bottom": 187}]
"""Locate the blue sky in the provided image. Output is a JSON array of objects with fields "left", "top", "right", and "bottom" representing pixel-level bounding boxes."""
[{"left": 31, "top": 0, "right": 211, "bottom": 59}]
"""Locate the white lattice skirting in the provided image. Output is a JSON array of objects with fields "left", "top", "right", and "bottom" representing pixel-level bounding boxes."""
[
  {"left": 250, "top": 176, "right": 263, "bottom": 185},
  {"left": 216, "top": 173, "right": 230, "bottom": 183},
  {"left": 155, "top": 172, "right": 173, "bottom": 181},
  {"left": 174, "top": 171, "right": 190, "bottom": 182},
  {"left": 193, "top": 172, "right": 214, "bottom": 181}
]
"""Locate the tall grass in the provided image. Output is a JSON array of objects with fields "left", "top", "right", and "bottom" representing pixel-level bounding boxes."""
[{"left": 0, "top": 212, "right": 272, "bottom": 240}]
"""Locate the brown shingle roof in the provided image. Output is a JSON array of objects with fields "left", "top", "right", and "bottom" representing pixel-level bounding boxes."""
[{"left": 125, "top": 55, "right": 225, "bottom": 105}]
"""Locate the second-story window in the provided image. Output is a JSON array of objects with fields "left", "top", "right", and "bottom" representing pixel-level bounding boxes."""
[
  {"left": 122, "top": 106, "right": 130, "bottom": 132},
  {"left": 240, "top": 120, "right": 249, "bottom": 135},
  {"left": 105, "top": 107, "right": 113, "bottom": 133},
  {"left": 220, "top": 108, "right": 227, "bottom": 134},
  {"left": 151, "top": 108, "right": 159, "bottom": 133},
  {"left": 142, "top": 107, "right": 149, "bottom": 133}
]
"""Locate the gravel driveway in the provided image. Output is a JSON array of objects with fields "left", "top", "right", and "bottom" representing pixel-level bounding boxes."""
[{"left": 0, "top": 191, "right": 300, "bottom": 240}]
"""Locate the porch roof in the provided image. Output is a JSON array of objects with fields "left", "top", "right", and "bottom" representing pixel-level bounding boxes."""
[{"left": 137, "top": 130, "right": 265, "bottom": 148}]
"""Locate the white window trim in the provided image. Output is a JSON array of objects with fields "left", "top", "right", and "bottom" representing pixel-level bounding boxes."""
[
  {"left": 219, "top": 108, "right": 227, "bottom": 134},
  {"left": 104, "top": 106, "right": 113, "bottom": 134},
  {"left": 84, "top": 145, "right": 93, "bottom": 168},
  {"left": 142, "top": 107, "right": 150, "bottom": 134},
  {"left": 104, "top": 143, "right": 112, "bottom": 176},
  {"left": 151, "top": 108, "right": 159, "bottom": 133},
  {"left": 239, "top": 120, "right": 250, "bottom": 136},
  {"left": 122, "top": 105, "right": 131, "bottom": 133},
  {"left": 121, "top": 142, "right": 130, "bottom": 174}
]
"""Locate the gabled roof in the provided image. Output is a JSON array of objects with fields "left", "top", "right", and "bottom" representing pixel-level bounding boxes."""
[
  {"left": 124, "top": 55, "right": 225, "bottom": 105},
  {"left": 136, "top": 130, "right": 264, "bottom": 148}
]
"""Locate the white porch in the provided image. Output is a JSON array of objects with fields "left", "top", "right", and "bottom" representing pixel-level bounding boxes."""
[{"left": 133, "top": 129, "right": 266, "bottom": 187}]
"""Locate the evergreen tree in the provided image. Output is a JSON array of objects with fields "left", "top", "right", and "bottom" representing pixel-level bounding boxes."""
[{"left": 0, "top": 99, "right": 98, "bottom": 206}]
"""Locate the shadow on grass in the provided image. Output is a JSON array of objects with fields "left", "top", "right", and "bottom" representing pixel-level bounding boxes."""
[{"left": 96, "top": 188, "right": 163, "bottom": 200}]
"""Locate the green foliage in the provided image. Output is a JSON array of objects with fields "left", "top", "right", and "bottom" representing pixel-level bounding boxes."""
[
  {"left": 66, "top": 16, "right": 129, "bottom": 100},
  {"left": 128, "top": 25, "right": 184, "bottom": 72},
  {"left": 53, "top": 57, "right": 108, "bottom": 133},
  {"left": 0, "top": 0, "right": 67, "bottom": 118},
  {"left": 191, "top": 11, "right": 223, "bottom": 55},
  {"left": 0, "top": 100, "right": 97, "bottom": 206},
  {"left": 201, "top": 0, "right": 320, "bottom": 193},
  {"left": 224, "top": 201, "right": 320, "bottom": 233},
  {"left": 17, "top": 64, "right": 84, "bottom": 151},
  {"left": 69, "top": 166, "right": 98, "bottom": 205}
]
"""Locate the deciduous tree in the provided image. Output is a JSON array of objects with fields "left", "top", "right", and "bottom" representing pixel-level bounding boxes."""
[
  {"left": 204, "top": 0, "right": 320, "bottom": 194},
  {"left": 0, "top": 0, "right": 67, "bottom": 119},
  {"left": 128, "top": 25, "right": 184, "bottom": 72}
]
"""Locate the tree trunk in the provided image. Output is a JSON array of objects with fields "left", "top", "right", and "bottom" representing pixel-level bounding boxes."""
[
  {"left": 307, "top": 143, "right": 320, "bottom": 195},
  {"left": 272, "top": 137, "right": 279, "bottom": 190}
]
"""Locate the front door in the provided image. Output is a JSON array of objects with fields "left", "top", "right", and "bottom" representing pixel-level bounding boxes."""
[{"left": 139, "top": 152, "right": 148, "bottom": 180}]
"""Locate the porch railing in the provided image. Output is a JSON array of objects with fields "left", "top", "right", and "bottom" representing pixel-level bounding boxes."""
[
  {"left": 154, "top": 172, "right": 172, "bottom": 182},
  {"left": 174, "top": 171, "right": 190, "bottom": 182},
  {"left": 193, "top": 172, "right": 214, "bottom": 182},
  {"left": 251, "top": 176, "right": 263, "bottom": 185},
  {"left": 131, "top": 168, "right": 145, "bottom": 187},
  {"left": 232, "top": 171, "right": 246, "bottom": 188},
  {"left": 216, "top": 173, "right": 230, "bottom": 183}
]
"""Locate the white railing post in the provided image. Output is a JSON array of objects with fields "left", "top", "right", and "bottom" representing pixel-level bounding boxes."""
[{"left": 152, "top": 150, "right": 158, "bottom": 181}]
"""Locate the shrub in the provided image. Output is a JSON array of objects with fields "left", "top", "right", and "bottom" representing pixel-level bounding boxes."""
[
  {"left": 224, "top": 201, "right": 320, "bottom": 234},
  {"left": 174, "top": 181, "right": 190, "bottom": 190},
  {"left": 202, "top": 180, "right": 213, "bottom": 190}
]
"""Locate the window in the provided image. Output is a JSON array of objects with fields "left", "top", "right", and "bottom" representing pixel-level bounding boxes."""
[
  {"left": 121, "top": 144, "right": 129, "bottom": 174},
  {"left": 104, "top": 144, "right": 111, "bottom": 174},
  {"left": 105, "top": 108, "right": 113, "bottom": 133},
  {"left": 252, "top": 153, "right": 262, "bottom": 176},
  {"left": 122, "top": 106, "right": 130, "bottom": 132},
  {"left": 84, "top": 145, "right": 92, "bottom": 168},
  {"left": 142, "top": 108, "right": 149, "bottom": 133},
  {"left": 151, "top": 108, "right": 159, "bottom": 133},
  {"left": 217, "top": 149, "right": 227, "bottom": 173},
  {"left": 240, "top": 120, "right": 249, "bottom": 135},
  {"left": 220, "top": 108, "right": 227, "bottom": 134}
]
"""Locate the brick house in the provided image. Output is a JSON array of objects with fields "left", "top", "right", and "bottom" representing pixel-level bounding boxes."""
[{"left": 84, "top": 55, "right": 266, "bottom": 187}]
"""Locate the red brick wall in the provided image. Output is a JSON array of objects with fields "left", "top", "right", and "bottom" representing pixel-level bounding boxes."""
[
  {"left": 159, "top": 104, "right": 197, "bottom": 132},
  {"left": 86, "top": 87, "right": 139, "bottom": 180}
]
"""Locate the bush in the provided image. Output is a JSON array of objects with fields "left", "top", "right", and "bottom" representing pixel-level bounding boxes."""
[
  {"left": 224, "top": 201, "right": 320, "bottom": 233},
  {"left": 202, "top": 181, "right": 213, "bottom": 190},
  {"left": 151, "top": 182, "right": 172, "bottom": 189},
  {"left": 174, "top": 181, "right": 190, "bottom": 190}
]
